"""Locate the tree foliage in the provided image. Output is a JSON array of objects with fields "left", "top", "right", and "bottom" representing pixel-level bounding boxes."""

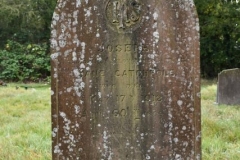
[
  {"left": 0, "top": 41, "right": 50, "bottom": 81},
  {"left": 0, "top": 0, "right": 56, "bottom": 45},
  {"left": 0, "top": 0, "right": 56, "bottom": 81},
  {"left": 195, "top": 0, "right": 240, "bottom": 78}
]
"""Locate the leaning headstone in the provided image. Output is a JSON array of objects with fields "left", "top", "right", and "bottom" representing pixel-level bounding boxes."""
[
  {"left": 217, "top": 68, "right": 240, "bottom": 105},
  {"left": 51, "top": 0, "right": 201, "bottom": 159}
]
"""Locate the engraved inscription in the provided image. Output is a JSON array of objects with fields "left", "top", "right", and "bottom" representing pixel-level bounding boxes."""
[
  {"left": 82, "top": 69, "right": 165, "bottom": 78},
  {"left": 112, "top": 108, "right": 127, "bottom": 117},
  {"left": 106, "top": 0, "right": 143, "bottom": 32},
  {"left": 97, "top": 43, "right": 149, "bottom": 53},
  {"left": 91, "top": 94, "right": 162, "bottom": 105}
]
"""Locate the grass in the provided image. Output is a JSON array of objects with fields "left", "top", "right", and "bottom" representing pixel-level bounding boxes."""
[
  {"left": 201, "top": 80, "right": 240, "bottom": 160},
  {"left": 0, "top": 80, "right": 240, "bottom": 159},
  {"left": 0, "top": 83, "right": 51, "bottom": 160}
]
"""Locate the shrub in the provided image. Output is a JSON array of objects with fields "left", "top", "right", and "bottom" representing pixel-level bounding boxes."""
[{"left": 0, "top": 40, "right": 50, "bottom": 82}]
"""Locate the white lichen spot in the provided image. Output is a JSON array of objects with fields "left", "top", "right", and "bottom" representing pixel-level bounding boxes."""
[
  {"left": 183, "top": 141, "right": 189, "bottom": 147},
  {"left": 73, "top": 10, "right": 79, "bottom": 25},
  {"left": 148, "top": 53, "right": 154, "bottom": 60},
  {"left": 196, "top": 24, "right": 200, "bottom": 31},
  {"left": 54, "top": 144, "right": 61, "bottom": 154},
  {"left": 98, "top": 92, "right": 102, "bottom": 98},
  {"left": 67, "top": 87, "right": 72, "bottom": 92},
  {"left": 93, "top": 6, "right": 98, "bottom": 10},
  {"left": 60, "top": 112, "right": 66, "bottom": 118},
  {"left": 80, "top": 100, "right": 84, "bottom": 104},
  {"left": 182, "top": 126, "right": 187, "bottom": 130},
  {"left": 177, "top": 100, "right": 183, "bottom": 106},
  {"left": 175, "top": 154, "right": 181, "bottom": 159},
  {"left": 53, "top": 73, "right": 57, "bottom": 78},
  {"left": 72, "top": 52, "right": 77, "bottom": 61},
  {"left": 173, "top": 138, "right": 179, "bottom": 143},
  {"left": 153, "top": 12, "right": 158, "bottom": 20},
  {"left": 78, "top": 82, "right": 85, "bottom": 90},
  {"left": 150, "top": 145, "right": 155, "bottom": 150},
  {"left": 176, "top": 12, "right": 179, "bottom": 18},
  {"left": 97, "top": 55, "right": 102, "bottom": 62},
  {"left": 152, "top": 22, "right": 158, "bottom": 29},
  {"left": 51, "top": 90, "right": 54, "bottom": 96},
  {"left": 164, "top": 123, "right": 168, "bottom": 128},
  {"left": 84, "top": 7, "right": 92, "bottom": 17},
  {"left": 146, "top": 154, "right": 151, "bottom": 160},
  {"left": 188, "top": 81, "right": 193, "bottom": 89},
  {"left": 81, "top": 42, "right": 86, "bottom": 49},
  {"left": 52, "top": 128, "right": 58, "bottom": 137},
  {"left": 64, "top": 49, "right": 72, "bottom": 57},
  {"left": 87, "top": 61, "right": 92, "bottom": 66},
  {"left": 74, "top": 105, "right": 80, "bottom": 114},
  {"left": 153, "top": 31, "right": 160, "bottom": 43},
  {"left": 59, "top": 39, "right": 66, "bottom": 48},
  {"left": 69, "top": 134, "right": 74, "bottom": 141},
  {"left": 53, "top": 12, "right": 60, "bottom": 21},
  {"left": 73, "top": 86, "right": 81, "bottom": 97},
  {"left": 51, "top": 29, "right": 57, "bottom": 38},
  {"left": 168, "top": 113, "right": 173, "bottom": 119},
  {"left": 80, "top": 42, "right": 86, "bottom": 60},
  {"left": 80, "top": 63, "right": 85, "bottom": 69},
  {"left": 101, "top": 130, "right": 113, "bottom": 159},
  {"left": 103, "top": 131, "right": 108, "bottom": 149},
  {"left": 76, "top": 0, "right": 81, "bottom": 7},
  {"left": 73, "top": 69, "right": 80, "bottom": 77},
  {"left": 51, "top": 52, "right": 59, "bottom": 60}
]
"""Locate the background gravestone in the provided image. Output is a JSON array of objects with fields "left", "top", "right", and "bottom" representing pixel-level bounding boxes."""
[
  {"left": 217, "top": 68, "right": 240, "bottom": 105},
  {"left": 51, "top": 0, "right": 201, "bottom": 159}
]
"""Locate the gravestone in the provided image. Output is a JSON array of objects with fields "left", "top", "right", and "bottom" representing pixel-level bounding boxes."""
[
  {"left": 51, "top": 0, "right": 201, "bottom": 159},
  {"left": 217, "top": 68, "right": 240, "bottom": 105}
]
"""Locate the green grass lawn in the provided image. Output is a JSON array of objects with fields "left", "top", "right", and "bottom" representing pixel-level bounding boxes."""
[
  {"left": 201, "top": 80, "right": 240, "bottom": 160},
  {"left": 0, "top": 80, "right": 240, "bottom": 160},
  {"left": 0, "top": 83, "right": 51, "bottom": 160}
]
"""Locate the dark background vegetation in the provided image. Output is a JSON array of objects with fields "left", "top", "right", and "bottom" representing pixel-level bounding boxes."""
[
  {"left": 195, "top": 0, "right": 240, "bottom": 78},
  {"left": 0, "top": 0, "right": 56, "bottom": 82},
  {"left": 0, "top": 0, "right": 239, "bottom": 81}
]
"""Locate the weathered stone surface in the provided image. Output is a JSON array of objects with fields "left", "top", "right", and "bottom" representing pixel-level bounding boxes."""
[
  {"left": 217, "top": 68, "right": 240, "bottom": 105},
  {"left": 51, "top": 0, "right": 201, "bottom": 159}
]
